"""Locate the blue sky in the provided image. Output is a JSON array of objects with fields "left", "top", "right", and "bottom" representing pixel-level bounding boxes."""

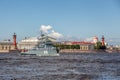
[{"left": 0, "top": 0, "right": 120, "bottom": 45}]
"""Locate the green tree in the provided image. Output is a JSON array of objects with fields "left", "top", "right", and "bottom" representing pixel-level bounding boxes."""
[
  {"left": 75, "top": 45, "right": 80, "bottom": 49},
  {"left": 71, "top": 45, "right": 76, "bottom": 49},
  {"left": 94, "top": 42, "right": 102, "bottom": 49},
  {"left": 94, "top": 42, "right": 106, "bottom": 50}
]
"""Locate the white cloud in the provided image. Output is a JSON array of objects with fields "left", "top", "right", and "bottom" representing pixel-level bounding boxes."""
[
  {"left": 60, "top": 35, "right": 82, "bottom": 41},
  {"left": 40, "top": 25, "right": 63, "bottom": 39},
  {"left": 40, "top": 25, "right": 52, "bottom": 33},
  {"left": 84, "top": 37, "right": 93, "bottom": 42},
  {"left": 48, "top": 30, "right": 63, "bottom": 39}
]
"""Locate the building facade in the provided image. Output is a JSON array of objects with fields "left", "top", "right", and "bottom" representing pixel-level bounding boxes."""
[
  {"left": 71, "top": 42, "right": 95, "bottom": 51},
  {"left": 18, "top": 37, "right": 39, "bottom": 50},
  {"left": 0, "top": 41, "right": 15, "bottom": 53},
  {"left": 0, "top": 33, "right": 18, "bottom": 53}
]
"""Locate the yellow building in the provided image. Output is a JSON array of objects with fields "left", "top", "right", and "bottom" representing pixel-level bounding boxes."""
[{"left": 0, "top": 41, "right": 15, "bottom": 53}]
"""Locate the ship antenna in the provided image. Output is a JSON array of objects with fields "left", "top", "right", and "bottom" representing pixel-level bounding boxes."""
[{"left": 40, "top": 30, "right": 44, "bottom": 37}]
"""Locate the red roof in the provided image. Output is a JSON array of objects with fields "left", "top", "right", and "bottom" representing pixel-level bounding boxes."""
[{"left": 71, "top": 41, "right": 94, "bottom": 45}]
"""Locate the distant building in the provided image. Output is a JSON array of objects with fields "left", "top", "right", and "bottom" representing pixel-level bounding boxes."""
[
  {"left": 0, "top": 33, "right": 18, "bottom": 53},
  {"left": 58, "top": 41, "right": 95, "bottom": 51},
  {"left": 0, "top": 41, "right": 15, "bottom": 52},
  {"left": 93, "top": 36, "right": 98, "bottom": 43},
  {"left": 71, "top": 41, "right": 95, "bottom": 50},
  {"left": 18, "top": 37, "right": 39, "bottom": 50}
]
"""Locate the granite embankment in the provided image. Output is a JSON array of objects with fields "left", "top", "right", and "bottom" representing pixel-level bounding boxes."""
[{"left": 59, "top": 49, "right": 119, "bottom": 53}]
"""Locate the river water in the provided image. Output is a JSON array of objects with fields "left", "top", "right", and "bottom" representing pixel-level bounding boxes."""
[{"left": 0, "top": 53, "right": 120, "bottom": 80}]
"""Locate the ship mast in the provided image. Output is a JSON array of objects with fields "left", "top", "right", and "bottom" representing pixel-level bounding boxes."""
[{"left": 40, "top": 30, "right": 47, "bottom": 48}]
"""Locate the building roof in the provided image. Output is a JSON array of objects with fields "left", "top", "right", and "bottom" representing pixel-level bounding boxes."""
[
  {"left": 71, "top": 41, "right": 94, "bottom": 45},
  {"left": 0, "top": 41, "right": 13, "bottom": 45},
  {"left": 21, "top": 37, "right": 39, "bottom": 42}
]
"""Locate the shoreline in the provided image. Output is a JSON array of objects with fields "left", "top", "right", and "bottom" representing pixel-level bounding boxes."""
[
  {"left": 0, "top": 49, "right": 119, "bottom": 54},
  {"left": 59, "top": 49, "right": 120, "bottom": 54}
]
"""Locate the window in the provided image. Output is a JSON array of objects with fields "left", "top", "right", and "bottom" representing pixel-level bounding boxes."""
[
  {"left": 2, "top": 46, "right": 4, "bottom": 50},
  {"left": 9, "top": 46, "right": 11, "bottom": 50},
  {"left": 5, "top": 46, "right": 7, "bottom": 50}
]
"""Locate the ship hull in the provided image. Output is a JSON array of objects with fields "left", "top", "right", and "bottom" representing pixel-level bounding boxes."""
[{"left": 21, "top": 48, "right": 59, "bottom": 56}]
